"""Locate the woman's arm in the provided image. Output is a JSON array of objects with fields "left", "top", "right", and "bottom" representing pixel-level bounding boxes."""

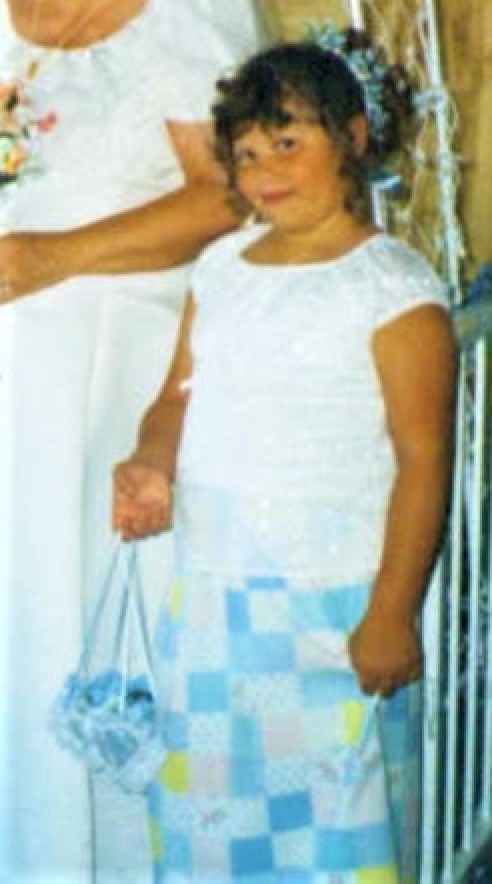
[
  {"left": 112, "top": 294, "right": 195, "bottom": 539},
  {"left": 349, "top": 304, "right": 457, "bottom": 695},
  {"left": 0, "top": 121, "right": 238, "bottom": 302}
]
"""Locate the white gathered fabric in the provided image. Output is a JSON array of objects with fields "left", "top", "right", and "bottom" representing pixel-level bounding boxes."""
[
  {"left": 0, "top": 1, "right": 262, "bottom": 880},
  {"left": 176, "top": 225, "right": 449, "bottom": 585}
]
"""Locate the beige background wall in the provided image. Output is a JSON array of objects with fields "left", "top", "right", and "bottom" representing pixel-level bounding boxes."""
[{"left": 256, "top": 0, "right": 492, "bottom": 277}]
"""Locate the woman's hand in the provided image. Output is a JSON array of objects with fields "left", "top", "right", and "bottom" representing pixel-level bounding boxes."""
[
  {"left": 348, "top": 609, "right": 422, "bottom": 696},
  {"left": 0, "top": 232, "right": 72, "bottom": 303},
  {"left": 112, "top": 459, "right": 173, "bottom": 540}
]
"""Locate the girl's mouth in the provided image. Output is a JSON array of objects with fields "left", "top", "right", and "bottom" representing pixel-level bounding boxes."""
[{"left": 261, "top": 189, "right": 292, "bottom": 205}]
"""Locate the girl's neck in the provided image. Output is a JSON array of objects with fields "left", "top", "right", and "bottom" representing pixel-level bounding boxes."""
[
  {"left": 8, "top": 0, "right": 148, "bottom": 49},
  {"left": 261, "top": 211, "right": 378, "bottom": 265}
]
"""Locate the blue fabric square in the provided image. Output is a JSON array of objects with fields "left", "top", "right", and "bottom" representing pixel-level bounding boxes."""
[
  {"left": 227, "top": 591, "right": 251, "bottom": 632},
  {"left": 154, "top": 615, "right": 179, "bottom": 659},
  {"left": 146, "top": 780, "right": 165, "bottom": 818},
  {"left": 165, "top": 829, "right": 192, "bottom": 872},
  {"left": 230, "top": 836, "right": 274, "bottom": 874},
  {"left": 162, "top": 711, "right": 188, "bottom": 750},
  {"left": 230, "top": 634, "right": 295, "bottom": 674},
  {"left": 269, "top": 791, "right": 313, "bottom": 833},
  {"left": 188, "top": 671, "right": 228, "bottom": 713},
  {"left": 289, "top": 593, "right": 328, "bottom": 631},
  {"left": 301, "top": 669, "right": 361, "bottom": 706},
  {"left": 231, "top": 716, "right": 262, "bottom": 757},
  {"left": 321, "top": 584, "right": 369, "bottom": 631},
  {"left": 245, "top": 576, "right": 287, "bottom": 592},
  {"left": 231, "top": 758, "right": 265, "bottom": 797},
  {"left": 316, "top": 821, "right": 393, "bottom": 870}
]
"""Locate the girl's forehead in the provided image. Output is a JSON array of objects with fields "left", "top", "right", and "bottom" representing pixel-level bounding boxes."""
[{"left": 233, "top": 100, "right": 319, "bottom": 140}]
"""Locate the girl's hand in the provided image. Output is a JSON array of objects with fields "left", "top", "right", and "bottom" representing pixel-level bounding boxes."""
[
  {"left": 112, "top": 460, "right": 172, "bottom": 540},
  {"left": 348, "top": 610, "right": 422, "bottom": 696}
]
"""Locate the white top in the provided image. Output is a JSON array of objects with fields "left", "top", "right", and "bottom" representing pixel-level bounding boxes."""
[{"left": 176, "top": 225, "right": 449, "bottom": 584}]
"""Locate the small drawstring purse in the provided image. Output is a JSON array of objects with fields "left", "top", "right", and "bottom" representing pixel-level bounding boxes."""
[{"left": 50, "top": 540, "right": 167, "bottom": 793}]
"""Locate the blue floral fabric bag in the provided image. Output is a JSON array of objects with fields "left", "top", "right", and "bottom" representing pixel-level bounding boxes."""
[{"left": 50, "top": 540, "right": 167, "bottom": 794}]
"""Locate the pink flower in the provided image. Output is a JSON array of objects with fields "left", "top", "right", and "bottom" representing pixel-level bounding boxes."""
[{"left": 35, "top": 111, "right": 58, "bottom": 133}]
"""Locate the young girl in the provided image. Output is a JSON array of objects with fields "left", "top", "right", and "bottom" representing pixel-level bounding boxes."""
[{"left": 113, "top": 38, "right": 457, "bottom": 883}]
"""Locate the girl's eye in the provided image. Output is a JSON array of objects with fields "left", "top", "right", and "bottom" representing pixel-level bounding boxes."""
[
  {"left": 275, "top": 136, "right": 298, "bottom": 153},
  {"left": 233, "top": 147, "right": 257, "bottom": 168}
]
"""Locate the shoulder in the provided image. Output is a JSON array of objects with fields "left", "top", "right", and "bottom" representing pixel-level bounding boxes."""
[
  {"left": 191, "top": 223, "right": 267, "bottom": 300},
  {"left": 362, "top": 235, "right": 450, "bottom": 330},
  {"left": 144, "top": 0, "right": 265, "bottom": 121}
]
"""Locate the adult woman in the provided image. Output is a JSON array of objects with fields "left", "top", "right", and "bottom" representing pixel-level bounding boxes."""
[{"left": 0, "top": 0, "right": 264, "bottom": 879}]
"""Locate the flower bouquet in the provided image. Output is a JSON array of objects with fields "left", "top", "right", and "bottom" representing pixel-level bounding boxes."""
[
  {"left": 50, "top": 541, "right": 167, "bottom": 794},
  {"left": 0, "top": 77, "right": 56, "bottom": 187}
]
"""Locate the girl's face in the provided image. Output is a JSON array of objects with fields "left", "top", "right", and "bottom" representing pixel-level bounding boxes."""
[{"left": 232, "top": 104, "right": 350, "bottom": 233}]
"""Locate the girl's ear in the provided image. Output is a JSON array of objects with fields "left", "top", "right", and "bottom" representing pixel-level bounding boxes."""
[{"left": 348, "top": 114, "right": 369, "bottom": 156}]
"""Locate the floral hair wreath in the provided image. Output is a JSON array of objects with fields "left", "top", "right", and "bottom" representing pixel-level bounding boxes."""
[{"left": 306, "top": 22, "right": 410, "bottom": 153}]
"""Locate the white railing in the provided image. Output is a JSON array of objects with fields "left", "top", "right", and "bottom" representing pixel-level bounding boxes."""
[{"left": 421, "top": 310, "right": 492, "bottom": 883}]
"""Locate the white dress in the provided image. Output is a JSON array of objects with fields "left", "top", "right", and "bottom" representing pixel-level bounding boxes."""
[
  {"left": 147, "top": 226, "right": 449, "bottom": 881},
  {"left": 0, "top": 2, "right": 263, "bottom": 881}
]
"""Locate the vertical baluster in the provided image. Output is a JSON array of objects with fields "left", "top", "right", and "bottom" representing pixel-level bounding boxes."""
[
  {"left": 462, "top": 341, "right": 487, "bottom": 849},
  {"left": 442, "top": 361, "right": 467, "bottom": 882}
]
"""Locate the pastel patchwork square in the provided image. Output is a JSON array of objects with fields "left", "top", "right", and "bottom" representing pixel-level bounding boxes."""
[
  {"left": 158, "top": 752, "right": 189, "bottom": 794},
  {"left": 301, "top": 669, "right": 361, "bottom": 707},
  {"left": 192, "top": 834, "right": 229, "bottom": 872},
  {"left": 231, "top": 756, "right": 265, "bottom": 797},
  {"left": 269, "top": 791, "right": 313, "bottom": 833},
  {"left": 226, "top": 590, "right": 251, "bottom": 632},
  {"left": 188, "top": 671, "right": 228, "bottom": 713},
  {"left": 189, "top": 713, "right": 230, "bottom": 754},
  {"left": 190, "top": 755, "right": 228, "bottom": 795},
  {"left": 294, "top": 630, "right": 351, "bottom": 673},
  {"left": 162, "top": 710, "right": 188, "bottom": 750},
  {"left": 262, "top": 714, "right": 305, "bottom": 758},
  {"left": 245, "top": 576, "right": 287, "bottom": 592},
  {"left": 303, "top": 708, "right": 346, "bottom": 757},
  {"left": 186, "top": 628, "right": 227, "bottom": 669},
  {"left": 162, "top": 829, "right": 192, "bottom": 873},
  {"left": 272, "top": 827, "right": 314, "bottom": 869},
  {"left": 232, "top": 674, "right": 300, "bottom": 714},
  {"left": 154, "top": 614, "right": 179, "bottom": 660},
  {"left": 187, "top": 586, "right": 225, "bottom": 629},
  {"left": 289, "top": 592, "right": 329, "bottom": 630},
  {"left": 230, "top": 835, "right": 274, "bottom": 875},
  {"left": 231, "top": 715, "right": 262, "bottom": 757},
  {"left": 230, "top": 633, "right": 295, "bottom": 674},
  {"left": 265, "top": 758, "right": 310, "bottom": 796},
  {"left": 249, "top": 591, "right": 290, "bottom": 632},
  {"left": 316, "top": 821, "right": 394, "bottom": 871},
  {"left": 228, "top": 797, "right": 270, "bottom": 838}
]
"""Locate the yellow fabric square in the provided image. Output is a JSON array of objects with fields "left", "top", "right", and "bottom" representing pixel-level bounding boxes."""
[
  {"left": 344, "top": 700, "right": 366, "bottom": 745},
  {"left": 148, "top": 817, "right": 164, "bottom": 861},
  {"left": 159, "top": 751, "right": 189, "bottom": 793},
  {"left": 357, "top": 865, "right": 399, "bottom": 884},
  {"left": 169, "top": 577, "right": 185, "bottom": 620}
]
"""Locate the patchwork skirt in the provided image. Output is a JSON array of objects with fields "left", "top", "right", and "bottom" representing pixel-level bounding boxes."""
[{"left": 147, "top": 570, "right": 421, "bottom": 883}]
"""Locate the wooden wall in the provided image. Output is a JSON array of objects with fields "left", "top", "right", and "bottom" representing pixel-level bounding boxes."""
[{"left": 256, "top": 0, "right": 492, "bottom": 278}]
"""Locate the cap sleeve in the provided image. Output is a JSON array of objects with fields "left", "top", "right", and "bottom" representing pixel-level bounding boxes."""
[
  {"left": 371, "top": 239, "right": 450, "bottom": 330},
  {"left": 156, "top": 0, "right": 265, "bottom": 122}
]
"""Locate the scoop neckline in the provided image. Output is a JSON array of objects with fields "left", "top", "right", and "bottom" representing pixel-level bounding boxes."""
[
  {"left": 12, "top": 0, "right": 155, "bottom": 55},
  {"left": 238, "top": 229, "right": 389, "bottom": 271}
]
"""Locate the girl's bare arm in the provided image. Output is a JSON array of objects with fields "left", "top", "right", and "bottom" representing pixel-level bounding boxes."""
[{"left": 349, "top": 304, "right": 457, "bottom": 695}]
